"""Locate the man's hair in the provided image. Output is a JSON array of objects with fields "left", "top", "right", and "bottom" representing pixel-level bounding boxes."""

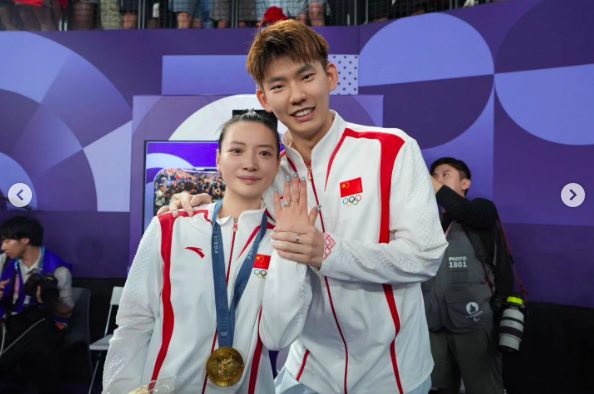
[
  {"left": 430, "top": 157, "right": 472, "bottom": 180},
  {"left": 430, "top": 157, "right": 472, "bottom": 196},
  {"left": 184, "top": 182, "right": 194, "bottom": 192},
  {"left": 0, "top": 216, "right": 44, "bottom": 247},
  {"left": 247, "top": 20, "right": 329, "bottom": 87}
]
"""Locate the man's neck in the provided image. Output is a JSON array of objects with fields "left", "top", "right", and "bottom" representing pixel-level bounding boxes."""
[
  {"left": 288, "top": 111, "right": 335, "bottom": 164},
  {"left": 22, "top": 246, "right": 41, "bottom": 268},
  {"left": 218, "top": 191, "right": 261, "bottom": 220}
]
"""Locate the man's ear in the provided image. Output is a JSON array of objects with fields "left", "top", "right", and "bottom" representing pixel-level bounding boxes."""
[
  {"left": 461, "top": 179, "right": 472, "bottom": 193},
  {"left": 257, "top": 88, "right": 272, "bottom": 112},
  {"left": 326, "top": 62, "right": 339, "bottom": 93},
  {"left": 20, "top": 238, "right": 30, "bottom": 246}
]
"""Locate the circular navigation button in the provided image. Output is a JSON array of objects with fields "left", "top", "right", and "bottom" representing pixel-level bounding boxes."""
[
  {"left": 8, "top": 183, "right": 32, "bottom": 208},
  {"left": 561, "top": 183, "right": 585, "bottom": 208}
]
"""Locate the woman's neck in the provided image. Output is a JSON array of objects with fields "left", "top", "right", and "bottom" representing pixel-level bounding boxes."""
[
  {"left": 218, "top": 190, "right": 262, "bottom": 220},
  {"left": 22, "top": 246, "right": 41, "bottom": 268}
]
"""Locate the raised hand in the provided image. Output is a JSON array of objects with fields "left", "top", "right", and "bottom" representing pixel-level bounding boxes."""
[{"left": 272, "top": 174, "right": 325, "bottom": 269}]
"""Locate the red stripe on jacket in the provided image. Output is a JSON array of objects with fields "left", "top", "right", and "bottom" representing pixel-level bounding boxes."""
[{"left": 326, "top": 128, "right": 406, "bottom": 394}]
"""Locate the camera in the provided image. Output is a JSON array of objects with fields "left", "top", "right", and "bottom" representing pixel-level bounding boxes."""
[
  {"left": 23, "top": 272, "right": 60, "bottom": 304},
  {"left": 497, "top": 295, "right": 526, "bottom": 353}
]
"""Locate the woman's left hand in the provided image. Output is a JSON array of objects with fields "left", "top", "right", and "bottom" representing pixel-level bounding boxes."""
[{"left": 272, "top": 174, "right": 325, "bottom": 269}]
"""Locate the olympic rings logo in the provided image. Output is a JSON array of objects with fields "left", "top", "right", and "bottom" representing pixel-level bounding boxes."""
[
  {"left": 342, "top": 195, "right": 362, "bottom": 207},
  {"left": 253, "top": 269, "right": 267, "bottom": 279}
]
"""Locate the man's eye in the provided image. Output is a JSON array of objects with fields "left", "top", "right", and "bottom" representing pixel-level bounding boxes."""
[
  {"left": 303, "top": 74, "right": 314, "bottom": 80},
  {"left": 271, "top": 85, "right": 282, "bottom": 91}
]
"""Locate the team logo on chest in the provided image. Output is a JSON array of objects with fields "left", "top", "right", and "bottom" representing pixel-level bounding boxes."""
[
  {"left": 253, "top": 255, "right": 271, "bottom": 279},
  {"left": 340, "top": 177, "right": 363, "bottom": 207}
]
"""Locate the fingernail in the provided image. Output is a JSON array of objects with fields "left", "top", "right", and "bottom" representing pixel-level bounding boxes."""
[
  {"left": 301, "top": 176, "right": 306, "bottom": 182},
  {"left": 285, "top": 176, "right": 291, "bottom": 182},
  {"left": 274, "top": 188, "right": 278, "bottom": 194},
  {"left": 293, "top": 172, "right": 299, "bottom": 178},
  {"left": 317, "top": 205, "right": 322, "bottom": 211}
]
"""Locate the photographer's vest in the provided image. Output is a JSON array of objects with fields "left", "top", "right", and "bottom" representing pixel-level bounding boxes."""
[
  {"left": 0, "top": 248, "right": 72, "bottom": 324},
  {"left": 422, "top": 222, "right": 494, "bottom": 333}
]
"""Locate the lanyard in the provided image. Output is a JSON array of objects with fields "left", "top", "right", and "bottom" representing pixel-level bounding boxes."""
[{"left": 211, "top": 200, "right": 267, "bottom": 348}]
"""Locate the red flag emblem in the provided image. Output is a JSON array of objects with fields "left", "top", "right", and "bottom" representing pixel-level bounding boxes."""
[
  {"left": 340, "top": 178, "right": 363, "bottom": 198},
  {"left": 253, "top": 255, "right": 271, "bottom": 270}
]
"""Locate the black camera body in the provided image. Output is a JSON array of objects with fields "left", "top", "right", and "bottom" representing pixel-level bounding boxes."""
[{"left": 23, "top": 272, "right": 60, "bottom": 304}]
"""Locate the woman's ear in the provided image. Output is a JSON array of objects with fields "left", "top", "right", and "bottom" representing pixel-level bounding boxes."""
[{"left": 216, "top": 150, "right": 221, "bottom": 173}]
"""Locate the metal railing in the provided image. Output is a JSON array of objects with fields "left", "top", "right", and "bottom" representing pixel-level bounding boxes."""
[{"left": 0, "top": 0, "right": 500, "bottom": 31}]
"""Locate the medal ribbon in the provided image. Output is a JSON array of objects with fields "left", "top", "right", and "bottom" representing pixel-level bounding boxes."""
[{"left": 211, "top": 200, "right": 267, "bottom": 348}]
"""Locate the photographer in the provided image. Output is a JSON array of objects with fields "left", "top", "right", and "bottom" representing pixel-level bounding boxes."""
[
  {"left": 424, "top": 158, "right": 508, "bottom": 394},
  {"left": 0, "top": 216, "right": 74, "bottom": 394}
]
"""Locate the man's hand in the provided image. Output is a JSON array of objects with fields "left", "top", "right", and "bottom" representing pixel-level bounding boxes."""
[
  {"left": 36, "top": 286, "right": 43, "bottom": 304},
  {"left": 0, "top": 278, "right": 10, "bottom": 301},
  {"left": 272, "top": 175, "right": 325, "bottom": 269},
  {"left": 156, "top": 193, "right": 212, "bottom": 217}
]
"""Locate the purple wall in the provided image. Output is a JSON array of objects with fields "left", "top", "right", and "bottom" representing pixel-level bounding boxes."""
[{"left": 0, "top": 0, "right": 592, "bottom": 307}]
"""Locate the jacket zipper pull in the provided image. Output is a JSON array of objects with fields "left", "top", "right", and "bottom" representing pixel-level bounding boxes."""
[
  {"left": 307, "top": 165, "right": 313, "bottom": 181},
  {"left": 233, "top": 219, "right": 238, "bottom": 233}
]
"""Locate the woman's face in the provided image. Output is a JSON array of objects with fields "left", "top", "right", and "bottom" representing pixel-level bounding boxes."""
[{"left": 217, "top": 121, "right": 280, "bottom": 202}]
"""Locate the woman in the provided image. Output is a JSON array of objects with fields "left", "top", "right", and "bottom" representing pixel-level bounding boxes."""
[{"left": 103, "top": 111, "right": 283, "bottom": 394}]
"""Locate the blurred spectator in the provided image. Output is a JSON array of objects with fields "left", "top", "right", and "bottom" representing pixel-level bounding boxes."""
[
  {"left": 0, "top": 0, "right": 19, "bottom": 30},
  {"left": 258, "top": 0, "right": 306, "bottom": 24},
  {"left": 154, "top": 184, "right": 166, "bottom": 214},
  {"left": 170, "top": 0, "right": 201, "bottom": 29},
  {"left": 98, "top": 0, "right": 122, "bottom": 29},
  {"left": 73, "top": 0, "right": 97, "bottom": 29},
  {"left": 1, "top": 0, "right": 61, "bottom": 31}
]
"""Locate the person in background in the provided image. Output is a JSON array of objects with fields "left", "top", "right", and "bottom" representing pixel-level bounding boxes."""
[
  {"left": 425, "top": 157, "right": 505, "bottom": 394},
  {"left": 0, "top": 216, "right": 74, "bottom": 394}
]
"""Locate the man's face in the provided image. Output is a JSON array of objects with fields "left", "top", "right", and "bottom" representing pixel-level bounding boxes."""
[
  {"left": 160, "top": 186, "right": 165, "bottom": 192},
  {"left": 257, "top": 58, "right": 338, "bottom": 142},
  {"left": 432, "top": 164, "right": 471, "bottom": 197},
  {"left": 1, "top": 238, "right": 28, "bottom": 260}
]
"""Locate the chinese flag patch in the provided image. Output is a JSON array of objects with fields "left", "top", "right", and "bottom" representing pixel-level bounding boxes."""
[
  {"left": 340, "top": 178, "right": 363, "bottom": 198},
  {"left": 253, "top": 255, "right": 271, "bottom": 270}
]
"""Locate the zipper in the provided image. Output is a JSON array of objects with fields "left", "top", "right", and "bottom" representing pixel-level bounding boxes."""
[
  {"left": 306, "top": 160, "right": 349, "bottom": 392},
  {"left": 305, "top": 161, "right": 325, "bottom": 232},
  {"left": 233, "top": 219, "right": 238, "bottom": 233}
]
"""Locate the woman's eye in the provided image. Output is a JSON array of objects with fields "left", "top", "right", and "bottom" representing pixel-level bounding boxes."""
[
  {"left": 261, "top": 151, "right": 272, "bottom": 157},
  {"left": 230, "top": 148, "right": 242, "bottom": 154}
]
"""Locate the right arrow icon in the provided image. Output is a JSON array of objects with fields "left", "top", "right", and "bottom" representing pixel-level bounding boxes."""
[{"left": 562, "top": 183, "right": 585, "bottom": 208}]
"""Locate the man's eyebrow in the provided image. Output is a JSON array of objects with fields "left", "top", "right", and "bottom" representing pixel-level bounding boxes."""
[{"left": 266, "top": 64, "right": 315, "bottom": 85}]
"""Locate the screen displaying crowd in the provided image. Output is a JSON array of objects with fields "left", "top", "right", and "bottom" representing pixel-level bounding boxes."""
[{"left": 153, "top": 168, "right": 225, "bottom": 215}]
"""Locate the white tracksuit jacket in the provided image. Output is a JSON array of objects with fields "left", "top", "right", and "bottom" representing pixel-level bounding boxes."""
[
  {"left": 103, "top": 204, "right": 276, "bottom": 394},
  {"left": 259, "top": 112, "right": 448, "bottom": 394}
]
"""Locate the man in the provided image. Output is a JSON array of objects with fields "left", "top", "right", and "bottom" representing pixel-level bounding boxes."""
[
  {"left": 426, "top": 157, "right": 504, "bottom": 394},
  {"left": 161, "top": 20, "right": 447, "bottom": 394},
  {"left": 0, "top": 216, "right": 74, "bottom": 394}
]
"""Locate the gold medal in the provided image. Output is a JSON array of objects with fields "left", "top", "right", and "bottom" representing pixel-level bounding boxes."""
[{"left": 206, "top": 347, "right": 245, "bottom": 387}]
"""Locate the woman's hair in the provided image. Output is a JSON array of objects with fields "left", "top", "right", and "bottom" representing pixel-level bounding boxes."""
[{"left": 218, "top": 110, "right": 281, "bottom": 158}]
